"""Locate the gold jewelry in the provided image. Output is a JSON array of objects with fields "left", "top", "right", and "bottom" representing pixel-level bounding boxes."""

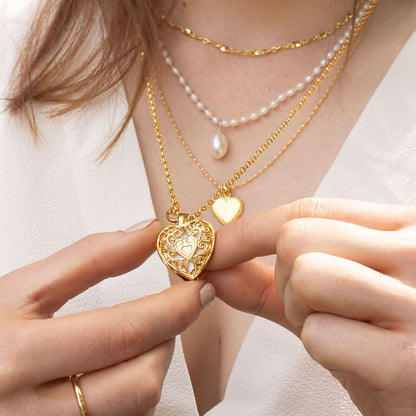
[
  {"left": 157, "top": 213, "right": 216, "bottom": 280},
  {"left": 148, "top": 40, "right": 340, "bottom": 277},
  {"left": 149, "top": 0, "right": 378, "bottom": 279},
  {"left": 160, "top": 12, "right": 352, "bottom": 56},
  {"left": 70, "top": 375, "right": 88, "bottom": 416},
  {"left": 153, "top": 0, "right": 376, "bottom": 225}
]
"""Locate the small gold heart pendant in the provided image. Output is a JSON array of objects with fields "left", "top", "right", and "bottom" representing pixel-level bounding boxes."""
[
  {"left": 212, "top": 195, "right": 243, "bottom": 224},
  {"left": 157, "top": 215, "right": 215, "bottom": 281}
]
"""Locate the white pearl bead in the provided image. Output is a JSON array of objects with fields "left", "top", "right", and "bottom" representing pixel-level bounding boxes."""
[
  {"left": 162, "top": 50, "right": 168, "bottom": 58},
  {"left": 277, "top": 93, "right": 286, "bottom": 102},
  {"left": 229, "top": 119, "right": 238, "bottom": 126},
  {"left": 249, "top": 113, "right": 259, "bottom": 121},
  {"left": 286, "top": 89, "right": 296, "bottom": 97},
  {"left": 211, "top": 116, "right": 219, "bottom": 124},
  {"left": 296, "top": 82, "right": 305, "bottom": 91},
  {"left": 165, "top": 57, "right": 172, "bottom": 65},
  {"left": 334, "top": 43, "right": 341, "bottom": 52},
  {"left": 327, "top": 51, "right": 334, "bottom": 60},
  {"left": 270, "top": 99, "right": 279, "bottom": 109},
  {"left": 259, "top": 107, "right": 268, "bottom": 115},
  {"left": 190, "top": 93, "right": 198, "bottom": 102},
  {"left": 344, "top": 30, "right": 351, "bottom": 39},
  {"left": 221, "top": 120, "right": 230, "bottom": 127},
  {"left": 184, "top": 85, "right": 192, "bottom": 94},
  {"left": 196, "top": 102, "right": 204, "bottom": 110},
  {"left": 239, "top": 116, "right": 248, "bottom": 123},
  {"left": 305, "top": 74, "right": 313, "bottom": 83},
  {"left": 313, "top": 66, "right": 321, "bottom": 75},
  {"left": 204, "top": 109, "right": 213, "bottom": 118},
  {"left": 320, "top": 59, "right": 327, "bottom": 68},
  {"left": 210, "top": 130, "right": 228, "bottom": 159},
  {"left": 172, "top": 67, "right": 179, "bottom": 76},
  {"left": 178, "top": 76, "right": 185, "bottom": 85}
]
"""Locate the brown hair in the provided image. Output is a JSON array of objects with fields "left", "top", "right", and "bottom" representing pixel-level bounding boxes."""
[
  {"left": 6, "top": 0, "right": 173, "bottom": 158},
  {"left": 6, "top": 0, "right": 357, "bottom": 158}
]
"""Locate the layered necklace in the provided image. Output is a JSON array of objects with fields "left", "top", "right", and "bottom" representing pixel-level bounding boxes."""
[
  {"left": 147, "top": 0, "right": 379, "bottom": 280},
  {"left": 161, "top": 2, "right": 372, "bottom": 159}
]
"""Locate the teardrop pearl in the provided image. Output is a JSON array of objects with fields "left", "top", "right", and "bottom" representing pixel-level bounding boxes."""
[{"left": 210, "top": 129, "right": 228, "bottom": 159}]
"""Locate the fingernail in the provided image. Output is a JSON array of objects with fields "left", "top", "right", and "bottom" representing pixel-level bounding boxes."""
[
  {"left": 124, "top": 218, "right": 157, "bottom": 233},
  {"left": 199, "top": 283, "right": 216, "bottom": 310}
]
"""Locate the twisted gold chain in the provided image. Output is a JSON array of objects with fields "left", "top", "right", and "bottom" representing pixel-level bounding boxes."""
[
  {"left": 160, "top": 12, "right": 352, "bottom": 56},
  {"left": 148, "top": 0, "right": 378, "bottom": 222}
]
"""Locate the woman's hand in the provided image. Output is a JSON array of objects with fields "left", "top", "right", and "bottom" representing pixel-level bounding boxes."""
[
  {"left": 207, "top": 198, "right": 416, "bottom": 416},
  {"left": 0, "top": 219, "right": 215, "bottom": 416}
]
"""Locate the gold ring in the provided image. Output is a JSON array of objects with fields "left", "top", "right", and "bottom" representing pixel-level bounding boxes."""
[{"left": 70, "top": 374, "right": 88, "bottom": 416}]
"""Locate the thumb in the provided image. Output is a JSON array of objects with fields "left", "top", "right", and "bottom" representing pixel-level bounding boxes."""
[{"left": 206, "top": 259, "right": 294, "bottom": 332}]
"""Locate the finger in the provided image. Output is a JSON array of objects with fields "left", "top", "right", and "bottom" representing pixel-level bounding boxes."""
[
  {"left": 301, "top": 313, "right": 410, "bottom": 391},
  {"left": 1, "top": 219, "right": 162, "bottom": 316},
  {"left": 276, "top": 217, "right": 398, "bottom": 277},
  {"left": 206, "top": 260, "right": 293, "bottom": 330},
  {"left": 82, "top": 339, "right": 174, "bottom": 416},
  {"left": 19, "top": 281, "right": 215, "bottom": 383},
  {"left": 208, "top": 198, "right": 416, "bottom": 270},
  {"left": 37, "top": 339, "right": 174, "bottom": 416},
  {"left": 282, "top": 252, "right": 416, "bottom": 329}
]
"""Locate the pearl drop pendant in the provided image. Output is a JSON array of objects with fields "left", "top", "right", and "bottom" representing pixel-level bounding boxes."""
[{"left": 210, "top": 128, "right": 228, "bottom": 159}]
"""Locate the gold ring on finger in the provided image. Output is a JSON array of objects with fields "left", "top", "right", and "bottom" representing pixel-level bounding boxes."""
[{"left": 70, "top": 374, "right": 88, "bottom": 416}]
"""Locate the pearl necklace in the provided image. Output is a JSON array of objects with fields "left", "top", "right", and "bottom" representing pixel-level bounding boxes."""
[
  {"left": 162, "top": 1, "right": 371, "bottom": 159},
  {"left": 163, "top": 28, "right": 352, "bottom": 128},
  {"left": 163, "top": 32, "right": 349, "bottom": 159}
]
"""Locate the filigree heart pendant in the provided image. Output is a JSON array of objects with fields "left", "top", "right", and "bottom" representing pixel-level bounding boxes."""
[
  {"left": 212, "top": 195, "right": 243, "bottom": 224},
  {"left": 156, "top": 215, "right": 215, "bottom": 281}
]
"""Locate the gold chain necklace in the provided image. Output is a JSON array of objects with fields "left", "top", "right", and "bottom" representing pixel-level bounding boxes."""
[
  {"left": 149, "top": 0, "right": 378, "bottom": 280},
  {"left": 160, "top": 12, "right": 352, "bottom": 56}
]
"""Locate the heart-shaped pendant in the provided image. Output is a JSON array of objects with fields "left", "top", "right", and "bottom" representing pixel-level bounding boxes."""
[
  {"left": 212, "top": 195, "right": 243, "bottom": 224},
  {"left": 157, "top": 215, "right": 215, "bottom": 280}
]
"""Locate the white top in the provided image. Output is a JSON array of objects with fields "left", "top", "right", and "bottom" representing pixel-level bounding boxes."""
[{"left": 1, "top": 3, "right": 415, "bottom": 415}]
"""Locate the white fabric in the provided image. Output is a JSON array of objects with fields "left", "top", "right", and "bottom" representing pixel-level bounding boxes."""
[{"left": 1, "top": 2, "right": 415, "bottom": 415}]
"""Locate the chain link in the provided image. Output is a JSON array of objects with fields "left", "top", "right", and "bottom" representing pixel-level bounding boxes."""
[{"left": 146, "top": 82, "right": 181, "bottom": 221}]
